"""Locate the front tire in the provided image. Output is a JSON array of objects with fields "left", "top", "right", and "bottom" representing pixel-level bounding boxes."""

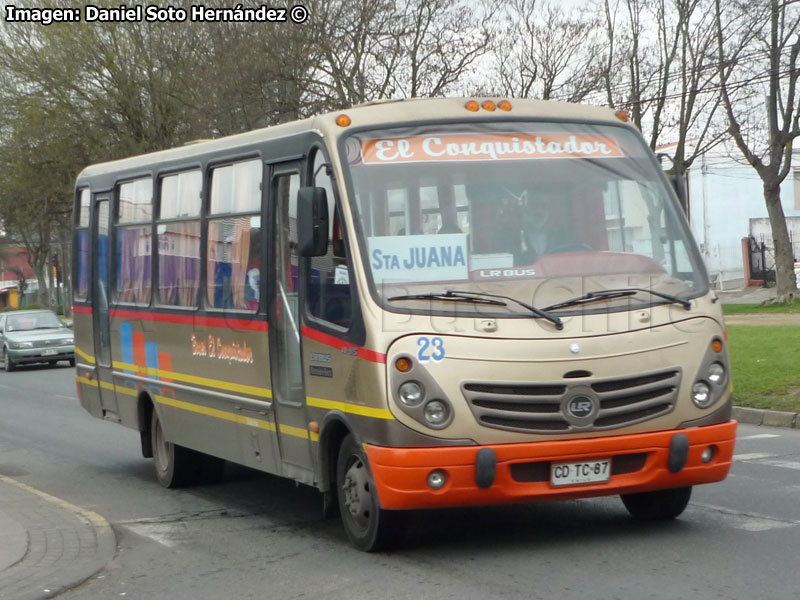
[
  {"left": 3, "top": 348, "right": 16, "bottom": 372},
  {"left": 621, "top": 486, "right": 692, "bottom": 521},
  {"left": 336, "top": 434, "right": 401, "bottom": 551}
]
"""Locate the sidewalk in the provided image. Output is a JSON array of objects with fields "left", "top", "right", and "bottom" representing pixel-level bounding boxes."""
[{"left": 0, "top": 476, "right": 115, "bottom": 600}]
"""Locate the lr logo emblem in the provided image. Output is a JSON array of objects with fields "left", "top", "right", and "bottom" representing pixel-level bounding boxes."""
[{"left": 567, "top": 396, "right": 594, "bottom": 419}]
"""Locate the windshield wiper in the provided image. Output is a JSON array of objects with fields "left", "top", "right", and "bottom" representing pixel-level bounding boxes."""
[
  {"left": 388, "top": 291, "right": 507, "bottom": 307},
  {"left": 451, "top": 290, "right": 564, "bottom": 330},
  {"left": 543, "top": 288, "right": 691, "bottom": 312},
  {"left": 388, "top": 290, "right": 564, "bottom": 330}
]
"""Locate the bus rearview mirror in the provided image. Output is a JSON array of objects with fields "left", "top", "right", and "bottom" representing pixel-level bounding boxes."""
[{"left": 297, "top": 186, "right": 329, "bottom": 257}]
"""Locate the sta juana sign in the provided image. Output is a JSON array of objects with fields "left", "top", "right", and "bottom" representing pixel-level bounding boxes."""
[{"left": 360, "top": 132, "right": 624, "bottom": 164}]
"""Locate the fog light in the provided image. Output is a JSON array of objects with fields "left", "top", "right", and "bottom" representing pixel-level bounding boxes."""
[
  {"left": 398, "top": 381, "right": 425, "bottom": 407},
  {"left": 427, "top": 470, "right": 447, "bottom": 489},
  {"left": 708, "top": 362, "right": 725, "bottom": 385},
  {"left": 701, "top": 446, "right": 716, "bottom": 463},
  {"left": 692, "top": 381, "right": 712, "bottom": 408},
  {"left": 423, "top": 400, "right": 449, "bottom": 426}
]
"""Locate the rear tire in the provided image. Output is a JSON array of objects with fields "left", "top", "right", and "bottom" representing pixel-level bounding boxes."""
[
  {"left": 621, "top": 486, "right": 692, "bottom": 521},
  {"left": 151, "top": 409, "right": 202, "bottom": 488},
  {"left": 68, "top": 357, "right": 76, "bottom": 367},
  {"left": 3, "top": 348, "right": 16, "bottom": 372},
  {"left": 336, "top": 433, "right": 402, "bottom": 551}
]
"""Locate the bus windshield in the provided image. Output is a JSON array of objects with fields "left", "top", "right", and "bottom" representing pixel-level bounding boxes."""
[{"left": 342, "top": 121, "right": 706, "bottom": 317}]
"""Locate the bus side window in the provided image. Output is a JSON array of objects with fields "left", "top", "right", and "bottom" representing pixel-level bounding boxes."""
[{"left": 307, "top": 150, "right": 353, "bottom": 328}]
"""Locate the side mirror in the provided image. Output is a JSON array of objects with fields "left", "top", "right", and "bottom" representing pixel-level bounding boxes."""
[{"left": 297, "top": 186, "right": 329, "bottom": 257}]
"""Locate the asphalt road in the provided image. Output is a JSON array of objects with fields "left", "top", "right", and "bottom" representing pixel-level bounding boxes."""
[{"left": 1, "top": 365, "right": 799, "bottom": 600}]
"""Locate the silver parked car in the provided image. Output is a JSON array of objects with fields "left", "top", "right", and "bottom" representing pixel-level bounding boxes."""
[{"left": 0, "top": 310, "right": 75, "bottom": 371}]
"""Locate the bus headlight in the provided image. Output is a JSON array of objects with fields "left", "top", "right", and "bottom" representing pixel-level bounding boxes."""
[
  {"left": 398, "top": 381, "right": 425, "bottom": 407},
  {"left": 708, "top": 363, "right": 725, "bottom": 385},
  {"left": 691, "top": 382, "right": 712, "bottom": 408},
  {"left": 423, "top": 400, "right": 450, "bottom": 426}
]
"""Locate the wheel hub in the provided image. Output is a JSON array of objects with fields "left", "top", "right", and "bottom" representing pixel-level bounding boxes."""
[{"left": 342, "top": 458, "right": 371, "bottom": 526}]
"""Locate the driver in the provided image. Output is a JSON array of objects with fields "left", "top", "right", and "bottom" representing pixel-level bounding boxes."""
[{"left": 516, "top": 189, "right": 556, "bottom": 264}]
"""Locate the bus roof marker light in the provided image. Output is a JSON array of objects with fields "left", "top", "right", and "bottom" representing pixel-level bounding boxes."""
[
  {"left": 465, "top": 100, "right": 480, "bottom": 112},
  {"left": 482, "top": 100, "right": 496, "bottom": 112},
  {"left": 498, "top": 100, "right": 512, "bottom": 111},
  {"left": 336, "top": 114, "right": 351, "bottom": 127},
  {"left": 615, "top": 110, "right": 629, "bottom": 122}
]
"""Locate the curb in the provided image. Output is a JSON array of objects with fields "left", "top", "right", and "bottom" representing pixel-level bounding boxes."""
[
  {"left": 732, "top": 406, "right": 798, "bottom": 428},
  {"left": 0, "top": 476, "right": 116, "bottom": 600}
]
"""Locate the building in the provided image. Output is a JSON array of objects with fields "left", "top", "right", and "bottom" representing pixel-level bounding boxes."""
[
  {"left": 683, "top": 147, "right": 800, "bottom": 287},
  {"left": 0, "top": 246, "right": 38, "bottom": 309}
]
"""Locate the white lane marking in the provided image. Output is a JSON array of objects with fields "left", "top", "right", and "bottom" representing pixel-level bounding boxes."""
[
  {"left": 693, "top": 503, "right": 799, "bottom": 532},
  {"left": 758, "top": 459, "right": 800, "bottom": 471},
  {"left": 738, "top": 434, "right": 781, "bottom": 441},
  {"left": 124, "top": 522, "right": 186, "bottom": 548},
  {"left": 55, "top": 394, "right": 76, "bottom": 400},
  {"left": 733, "top": 452, "right": 775, "bottom": 461}
]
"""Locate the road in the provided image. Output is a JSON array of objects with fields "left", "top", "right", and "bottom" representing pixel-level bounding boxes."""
[{"left": 1, "top": 365, "right": 799, "bottom": 600}]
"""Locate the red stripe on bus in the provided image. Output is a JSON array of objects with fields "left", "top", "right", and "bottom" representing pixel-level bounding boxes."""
[
  {"left": 301, "top": 326, "right": 386, "bottom": 364},
  {"left": 158, "top": 352, "right": 173, "bottom": 383},
  {"left": 133, "top": 332, "right": 147, "bottom": 377},
  {"left": 72, "top": 305, "right": 93, "bottom": 314},
  {"left": 108, "top": 308, "right": 268, "bottom": 331}
]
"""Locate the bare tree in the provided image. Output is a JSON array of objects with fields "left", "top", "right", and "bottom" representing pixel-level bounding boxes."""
[
  {"left": 497, "top": 0, "right": 605, "bottom": 101},
  {"left": 715, "top": 0, "right": 800, "bottom": 299}
]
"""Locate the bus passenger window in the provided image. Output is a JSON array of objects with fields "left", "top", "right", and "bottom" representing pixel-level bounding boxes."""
[
  {"left": 308, "top": 150, "right": 352, "bottom": 328},
  {"left": 207, "top": 160, "right": 263, "bottom": 311},
  {"left": 157, "top": 170, "right": 202, "bottom": 307}
]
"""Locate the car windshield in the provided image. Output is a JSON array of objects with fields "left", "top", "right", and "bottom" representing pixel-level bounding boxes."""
[
  {"left": 341, "top": 121, "right": 706, "bottom": 317},
  {"left": 6, "top": 312, "right": 64, "bottom": 332}
]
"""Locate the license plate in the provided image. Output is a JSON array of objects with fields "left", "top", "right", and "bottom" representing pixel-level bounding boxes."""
[
  {"left": 551, "top": 459, "right": 611, "bottom": 486},
  {"left": 41, "top": 349, "right": 57, "bottom": 356}
]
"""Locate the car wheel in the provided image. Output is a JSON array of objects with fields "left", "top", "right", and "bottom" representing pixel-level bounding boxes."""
[
  {"left": 621, "top": 486, "right": 692, "bottom": 521},
  {"left": 336, "top": 433, "right": 402, "bottom": 551},
  {"left": 68, "top": 357, "right": 76, "bottom": 367},
  {"left": 3, "top": 348, "right": 16, "bottom": 372}
]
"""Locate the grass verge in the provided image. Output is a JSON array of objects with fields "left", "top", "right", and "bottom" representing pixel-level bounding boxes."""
[
  {"left": 727, "top": 325, "right": 800, "bottom": 412},
  {"left": 722, "top": 302, "right": 800, "bottom": 315}
]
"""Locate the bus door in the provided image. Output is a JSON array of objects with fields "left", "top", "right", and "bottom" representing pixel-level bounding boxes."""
[
  {"left": 267, "top": 162, "right": 313, "bottom": 478},
  {"left": 91, "top": 194, "right": 118, "bottom": 419}
]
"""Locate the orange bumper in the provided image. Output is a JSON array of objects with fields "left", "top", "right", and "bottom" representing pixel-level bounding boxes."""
[{"left": 365, "top": 421, "right": 737, "bottom": 510}]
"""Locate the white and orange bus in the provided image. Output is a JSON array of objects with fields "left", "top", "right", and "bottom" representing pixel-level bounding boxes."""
[{"left": 73, "top": 98, "right": 736, "bottom": 550}]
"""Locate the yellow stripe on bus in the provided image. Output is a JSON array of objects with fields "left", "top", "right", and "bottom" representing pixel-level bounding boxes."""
[
  {"left": 75, "top": 346, "right": 95, "bottom": 364},
  {"left": 306, "top": 396, "right": 395, "bottom": 420},
  {"left": 113, "top": 361, "right": 272, "bottom": 399},
  {"left": 154, "top": 395, "right": 319, "bottom": 442},
  {"left": 155, "top": 394, "right": 278, "bottom": 432}
]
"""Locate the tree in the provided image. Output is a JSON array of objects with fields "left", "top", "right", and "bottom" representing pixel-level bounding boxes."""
[
  {"left": 497, "top": 0, "right": 605, "bottom": 101},
  {"left": 715, "top": 0, "right": 800, "bottom": 299}
]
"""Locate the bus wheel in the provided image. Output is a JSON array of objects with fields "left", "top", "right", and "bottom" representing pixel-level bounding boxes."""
[
  {"left": 336, "top": 434, "right": 399, "bottom": 552},
  {"left": 151, "top": 409, "right": 199, "bottom": 488},
  {"left": 621, "top": 486, "right": 692, "bottom": 521}
]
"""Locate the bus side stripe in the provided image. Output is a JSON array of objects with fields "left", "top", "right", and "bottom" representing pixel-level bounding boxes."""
[
  {"left": 109, "top": 309, "right": 268, "bottom": 331},
  {"left": 301, "top": 326, "right": 386, "bottom": 364},
  {"left": 306, "top": 396, "right": 394, "bottom": 420},
  {"left": 75, "top": 346, "right": 96, "bottom": 364},
  {"left": 112, "top": 360, "right": 272, "bottom": 398}
]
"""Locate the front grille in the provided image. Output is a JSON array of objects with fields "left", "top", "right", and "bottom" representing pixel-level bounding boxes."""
[{"left": 462, "top": 368, "right": 680, "bottom": 434}]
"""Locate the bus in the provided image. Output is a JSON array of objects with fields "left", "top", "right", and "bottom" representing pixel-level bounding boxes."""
[{"left": 73, "top": 98, "right": 736, "bottom": 551}]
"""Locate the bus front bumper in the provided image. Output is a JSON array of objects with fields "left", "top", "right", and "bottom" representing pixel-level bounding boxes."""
[{"left": 365, "top": 420, "right": 737, "bottom": 510}]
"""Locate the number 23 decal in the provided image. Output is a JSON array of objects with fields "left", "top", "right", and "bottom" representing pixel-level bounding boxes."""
[{"left": 417, "top": 337, "right": 445, "bottom": 362}]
